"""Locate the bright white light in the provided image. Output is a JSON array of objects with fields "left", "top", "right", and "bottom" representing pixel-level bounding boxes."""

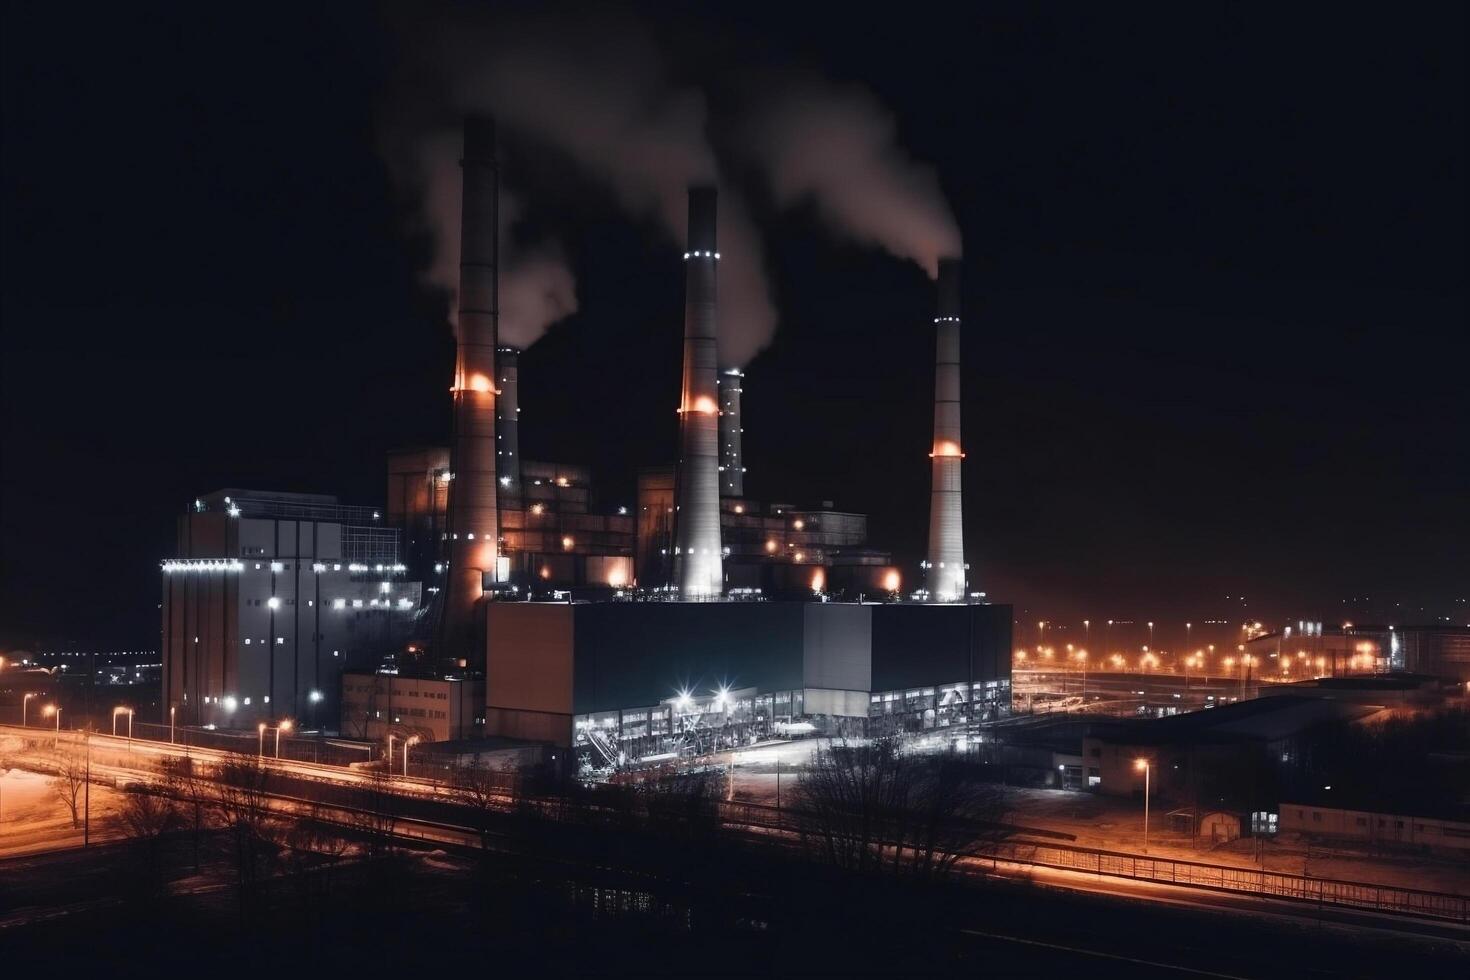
[
  {"left": 499, "top": 476, "right": 511, "bottom": 487},
  {"left": 309, "top": 690, "right": 323, "bottom": 703},
  {"left": 267, "top": 597, "right": 280, "bottom": 609},
  {"left": 270, "top": 562, "right": 283, "bottom": 572},
  {"left": 223, "top": 696, "right": 238, "bottom": 712}
]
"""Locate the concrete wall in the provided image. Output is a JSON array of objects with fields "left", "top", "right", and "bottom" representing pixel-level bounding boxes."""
[
  {"left": 802, "top": 603, "right": 871, "bottom": 693},
  {"left": 871, "top": 603, "right": 1011, "bottom": 693},
  {"left": 485, "top": 602, "right": 577, "bottom": 745}
]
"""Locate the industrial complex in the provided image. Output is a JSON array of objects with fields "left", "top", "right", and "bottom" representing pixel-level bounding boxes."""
[{"left": 159, "top": 116, "right": 1010, "bottom": 770}]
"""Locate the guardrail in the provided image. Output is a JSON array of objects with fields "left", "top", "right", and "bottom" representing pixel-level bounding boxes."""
[
  {"left": 989, "top": 840, "right": 1469, "bottom": 923},
  {"left": 713, "top": 800, "right": 1468, "bottom": 923}
]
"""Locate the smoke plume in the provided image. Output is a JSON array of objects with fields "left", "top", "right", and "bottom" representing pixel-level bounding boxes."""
[
  {"left": 734, "top": 70, "right": 961, "bottom": 277},
  {"left": 384, "top": 6, "right": 959, "bottom": 362},
  {"left": 392, "top": 8, "right": 777, "bottom": 366},
  {"left": 412, "top": 129, "right": 579, "bottom": 349}
]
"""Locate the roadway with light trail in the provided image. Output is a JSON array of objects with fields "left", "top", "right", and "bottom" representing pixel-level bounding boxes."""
[{"left": 3, "top": 722, "right": 1466, "bottom": 949}]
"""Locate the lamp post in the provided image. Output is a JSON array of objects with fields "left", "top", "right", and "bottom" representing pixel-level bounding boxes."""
[
  {"left": 258, "top": 722, "right": 267, "bottom": 757},
  {"left": 170, "top": 705, "right": 176, "bottom": 744},
  {"left": 387, "top": 733, "right": 397, "bottom": 770},
  {"left": 275, "top": 720, "right": 292, "bottom": 758},
  {"left": 112, "top": 706, "right": 134, "bottom": 741},
  {"left": 44, "top": 704, "right": 60, "bottom": 734},
  {"left": 1135, "top": 758, "right": 1152, "bottom": 853},
  {"left": 403, "top": 735, "right": 420, "bottom": 777},
  {"left": 22, "top": 692, "right": 37, "bottom": 727}
]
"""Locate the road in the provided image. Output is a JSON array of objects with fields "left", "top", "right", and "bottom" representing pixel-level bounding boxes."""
[{"left": 4, "top": 722, "right": 1467, "bottom": 948}]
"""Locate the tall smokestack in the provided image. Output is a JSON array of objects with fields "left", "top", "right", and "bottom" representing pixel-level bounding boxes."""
[
  {"left": 718, "top": 368, "right": 745, "bottom": 497},
  {"left": 926, "top": 257, "right": 966, "bottom": 602},
  {"left": 444, "top": 117, "right": 501, "bottom": 648},
  {"left": 674, "top": 187, "right": 724, "bottom": 598},
  {"left": 496, "top": 345, "right": 522, "bottom": 514}
]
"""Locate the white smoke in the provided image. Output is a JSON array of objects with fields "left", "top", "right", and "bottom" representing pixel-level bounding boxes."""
[
  {"left": 735, "top": 70, "right": 961, "bottom": 277},
  {"left": 411, "top": 129, "right": 579, "bottom": 348}
]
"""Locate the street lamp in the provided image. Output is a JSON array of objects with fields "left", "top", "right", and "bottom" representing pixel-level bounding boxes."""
[
  {"left": 258, "top": 722, "right": 267, "bottom": 757},
  {"left": 112, "top": 706, "right": 134, "bottom": 740},
  {"left": 403, "top": 735, "right": 420, "bottom": 777},
  {"left": 1134, "top": 758, "right": 1152, "bottom": 853},
  {"left": 170, "top": 705, "right": 176, "bottom": 744},
  {"left": 275, "top": 719, "right": 292, "bottom": 758},
  {"left": 22, "top": 692, "right": 37, "bottom": 727},
  {"left": 43, "top": 704, "right": 60, "bottom": 735}
]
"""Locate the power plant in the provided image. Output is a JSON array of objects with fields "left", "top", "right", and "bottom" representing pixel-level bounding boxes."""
[{"left": 159, "top": 117, "right": 1009, "bottom": 770}]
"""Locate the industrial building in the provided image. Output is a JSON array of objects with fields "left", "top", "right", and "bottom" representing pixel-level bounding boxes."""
[
  {"left": 1081, "top": 696, "right": 1376, "bottom": 805},
  {"left": 158, "top": 116, "right": 1008, "bottom": 754},
  {"left": 1244, "top": 623, "right": 1470, "bottom": 683},
  {"left": 481, "top": 600, "right": 1011, "bottom": 771},
  {"left": 160, "top": 489, "right": 422, "bottom": 729},
  {"left": 339, "top": 669, "right": 482, "bottom": 743}
]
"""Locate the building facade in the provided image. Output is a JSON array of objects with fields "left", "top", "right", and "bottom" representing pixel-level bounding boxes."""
[
  {"left": 339, "top": 669, "right": 483, "bottom": 744},
  {"left": 480, "top": 600, "right": 1012, "bottom": 772},
  {"left": 161, "top": 489, "right": 421, "bottom": 730}
]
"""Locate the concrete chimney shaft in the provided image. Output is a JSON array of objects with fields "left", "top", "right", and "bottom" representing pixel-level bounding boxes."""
[
  {"left": 674, "top": 187, "right": 724, "bottom": 597},
  {"left": 445, "top": 117, "right": 501, "bottom": 648},
  {"left": 926, "top": 257, "right": 966, "bottom": 601}
]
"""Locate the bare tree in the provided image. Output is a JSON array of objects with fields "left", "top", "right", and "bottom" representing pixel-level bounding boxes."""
[
  {"left": 213, "top": 754, "right": 277, "bottom": 894},
  {"left": 450, "top": 760, "right": 513, "bottom": 851},
  {"left": 49, "top": 739, "right": 88, "bottom": 829},
  {"left": 790, "top": 739, "right": 1012, "bottom": 880},
  {"left": 350, "top": 766, "right": 398, "bottom": 859},
  {"left": 118, "top": 780, "right": 182, "bottom": 888},
  {"left": 161, "top": 753, "right": 214, "bottom": 872},
  {"left": 119, "top": 782, "right": 181, "bottom": 842}
]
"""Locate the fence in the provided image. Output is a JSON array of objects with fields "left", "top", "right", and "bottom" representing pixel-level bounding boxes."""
[
  {"left": 713, "top": 800, "right": 1468, "bottom": 923},
  {"left": 991, "top": 840, "right": 1469, "bottom": 923}
]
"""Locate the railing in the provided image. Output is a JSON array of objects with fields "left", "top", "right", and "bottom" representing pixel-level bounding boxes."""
[
  {"left": 989, "top": 840, "right": 1470, "bottom": 923},
  {"left": 713, "top": 800, "right": 1468, "bottom": 923}
]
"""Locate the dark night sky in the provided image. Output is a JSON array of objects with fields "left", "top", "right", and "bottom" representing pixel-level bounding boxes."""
[{"left": 2, "top": 2, "right": 1465, "bottom": 652}]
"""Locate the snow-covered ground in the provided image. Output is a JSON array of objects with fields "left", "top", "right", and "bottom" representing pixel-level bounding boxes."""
[{"left": 0, "top": 754, "right": 125, "bottom": 857}]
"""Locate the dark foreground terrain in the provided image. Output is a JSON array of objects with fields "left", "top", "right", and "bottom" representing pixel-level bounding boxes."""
[{"left": 2, "top": 806, "right": 1465, "bottom": 977}]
